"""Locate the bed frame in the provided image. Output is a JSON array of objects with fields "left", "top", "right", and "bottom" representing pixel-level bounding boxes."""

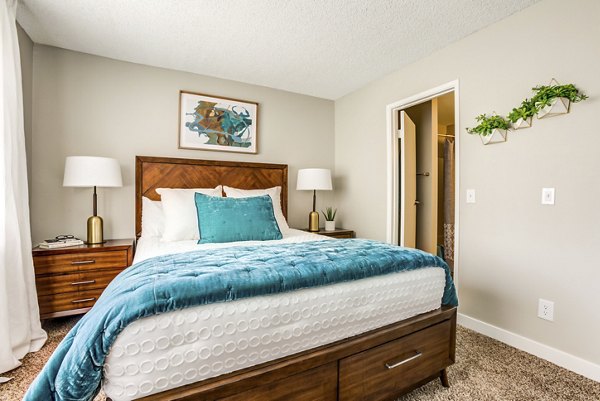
[
  {"left": 131, "top": 156, "right": 456, "bottom": 401},
  {"left": 135, "top": 156, "right": 288, "bottom": 238}
]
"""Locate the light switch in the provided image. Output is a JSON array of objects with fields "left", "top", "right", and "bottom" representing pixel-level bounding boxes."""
[
  {"left": 542, "top": 188, "right": 555, "bottom": 205},
  {"left": 466, "top": 189, "right": 476, "bottom": 204}
]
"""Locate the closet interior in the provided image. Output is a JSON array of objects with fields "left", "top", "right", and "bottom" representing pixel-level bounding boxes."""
[{"left": 399, "top": 92, "right": 455, "bottom": 274}]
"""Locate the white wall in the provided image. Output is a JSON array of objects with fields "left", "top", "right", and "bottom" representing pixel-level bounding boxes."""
[
  {"left": 30, "top": 46, "right": 335, "bottom": 243},
  {"left": 335, "top": 0, "right": 600, "bottom": 367}
]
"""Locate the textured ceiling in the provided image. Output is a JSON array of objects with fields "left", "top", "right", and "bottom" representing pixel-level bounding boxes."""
[{"left": 17, "top": 0, "right": 538, "bottom": 99}]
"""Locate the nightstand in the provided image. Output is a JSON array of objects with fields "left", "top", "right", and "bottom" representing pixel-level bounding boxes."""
[
  {"left": 301, "top": 228, "right": 356, "bottom": 239},
  {"left": 32, "top": 239, "right": 135, "bottom": 319}
]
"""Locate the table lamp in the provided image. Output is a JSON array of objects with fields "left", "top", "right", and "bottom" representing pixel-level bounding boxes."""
[
  {"left": 296, "top": 168, "right": 332, "bottom": 232},
  {"left": 63, "top": 156, "right": 122, "bottom": 244}
]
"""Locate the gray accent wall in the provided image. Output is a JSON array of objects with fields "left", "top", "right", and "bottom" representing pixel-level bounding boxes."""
[{"left": 29, "top": 46, "right": 334, "bottom": 243}]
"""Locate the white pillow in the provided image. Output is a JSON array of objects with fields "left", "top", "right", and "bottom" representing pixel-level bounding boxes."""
[
  {"left": 223, "top": 186, "right": 289, "bottom": 231},
  {"left": 156, "top": 186, "right": 222, "bottom": 241},
  {"left": 141, "top": 196, "right": 165, "bottom": 237}
]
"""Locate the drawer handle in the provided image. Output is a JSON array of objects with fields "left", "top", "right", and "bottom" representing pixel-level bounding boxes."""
[
  {"left": 385, "top": 351, "right": 422, "bottom": 369},
  {"left": 70, "top": 280, "right": 96, "bottom": 286},
  {"left": 71, "top": 260, "right": 96, "bottom": 265},
  {"left": 71, "top": 297, "right": 96, "bottom": 303}
]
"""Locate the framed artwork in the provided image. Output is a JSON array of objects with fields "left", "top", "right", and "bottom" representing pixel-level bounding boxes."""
[{"left": 179, "top": 90, "right": 258, "bottom": 153}]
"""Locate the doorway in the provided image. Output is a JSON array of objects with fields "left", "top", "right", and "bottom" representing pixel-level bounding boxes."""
[{"left": 386, "top": 81, "right": 459, "bottom": 277}]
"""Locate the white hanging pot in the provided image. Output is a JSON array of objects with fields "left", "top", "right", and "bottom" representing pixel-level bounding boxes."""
[
  {"left": 480, "top": 129, "right": 507, "bottom": 145},
  {"left": 325, "top": 220, "right": 336, "bottom": 231},
  {"left": 511, "top": 116, "right": 532, "bottom": 130},
  {"left": 537, "top": 97, "right": 570, "bottom": 119}
]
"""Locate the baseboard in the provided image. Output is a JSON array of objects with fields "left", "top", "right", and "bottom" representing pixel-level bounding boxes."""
[{"left": 457, "top": 313, "right": 600, "bottom": 383}]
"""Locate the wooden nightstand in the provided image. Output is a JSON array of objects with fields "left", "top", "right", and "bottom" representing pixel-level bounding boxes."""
[
  {"left": 32, "top": 239, "right": 135, "bottom": 319},
  {"left": 301, "top": 228, "right": 356, "bottom": 239}
]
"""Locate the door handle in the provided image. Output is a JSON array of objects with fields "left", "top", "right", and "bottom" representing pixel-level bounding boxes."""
[{"left": 414, "top": 200, "right": 421, "bottom": 206}]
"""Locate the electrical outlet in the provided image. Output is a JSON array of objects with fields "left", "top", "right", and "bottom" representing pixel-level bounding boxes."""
[
  {"left": 466, "top": 189, "right": 476, "bottom": 204},
  {"left": 538, "top": 299, "right": 554, "bottom": 321}
]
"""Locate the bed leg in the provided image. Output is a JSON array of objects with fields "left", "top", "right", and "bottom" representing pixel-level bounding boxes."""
[{"left": 440, "top": 368, "right": 450, "bottom": 388}]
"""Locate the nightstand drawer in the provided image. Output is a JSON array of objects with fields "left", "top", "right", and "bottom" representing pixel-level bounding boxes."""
[
  {"left": 34, "top": 250, "right": 129, "bottom": 275},
  {"left": 38, "top": 288, "right": 105, "bottom": 316},
  {"left": 35, "top": 268, "right": 123, "bottom": 296},
  {"left": 328, "top": 232, "right": 354, "bottom": 239},
  {"left": 299, "top": 228, "right": 356, "bottom": 238},
  {"left": 32, "top": 239, "right": 134, "bottom": 319}
]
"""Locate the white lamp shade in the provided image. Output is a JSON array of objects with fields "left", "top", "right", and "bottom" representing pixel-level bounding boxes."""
[
  {"left": 296, "top": 168, "right": 332, "bottom": 191},
  {"left": 63, "top": 156, "right": 123, "bottom": 187}
]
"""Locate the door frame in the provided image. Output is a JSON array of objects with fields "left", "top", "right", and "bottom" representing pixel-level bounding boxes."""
[{"left": 385, "top": 80, "right": 460, "bottom": 283}]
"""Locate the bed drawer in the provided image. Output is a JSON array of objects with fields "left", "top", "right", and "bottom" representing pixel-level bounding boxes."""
[
  {"left": 35, "top": 268, "right": 123, "bottom": 296},
  {"left": 38, "top": 288, "right": 105, "bottom": 316},
  {"left": 218, "top": 363, "right": 337, "bottom": 401},
  {"left": 34, "top": 250, "right": 129, "bottom": 275},
  {"left": 339, "top": 319, "right": 452, "bottom": 401}
]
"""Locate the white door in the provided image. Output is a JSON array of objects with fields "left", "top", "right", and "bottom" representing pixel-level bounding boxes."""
[{"left": 399, "top": 111, "right": 417, "bottom": 248}]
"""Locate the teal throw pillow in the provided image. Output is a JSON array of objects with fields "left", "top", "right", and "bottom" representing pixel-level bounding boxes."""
[{"left": 195, "top": 193, "right": 282, "bottom": 244}]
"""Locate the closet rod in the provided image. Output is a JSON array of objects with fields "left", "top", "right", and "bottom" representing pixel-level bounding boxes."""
[{"left": 438, "top": 134, "right": 455, "bottom": 138}]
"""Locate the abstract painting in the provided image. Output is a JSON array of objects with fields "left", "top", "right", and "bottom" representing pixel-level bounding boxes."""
[{"left": 179, "top": 91, "right": 258, "bottom": 153}]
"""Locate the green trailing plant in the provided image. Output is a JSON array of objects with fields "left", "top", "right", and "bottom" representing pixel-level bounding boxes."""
[
  {"left": 466, "top": 113, "right": 510, "bottom": 136},
  {"left": 468, "top": 81, "right": 587, "bottom": 143},
  {"left": 321, "top": 207, "right": 337, "bottom": 222},
  {"left": 507, "top": 98, "right": 536, "bottom": 123},
  {"left": 531, "top": 83, "right": 588, "bottom": 110}
]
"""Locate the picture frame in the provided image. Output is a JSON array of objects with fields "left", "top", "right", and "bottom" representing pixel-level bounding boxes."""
[{"left": 178, "top": 90, "right": 258, "bottom": 154}]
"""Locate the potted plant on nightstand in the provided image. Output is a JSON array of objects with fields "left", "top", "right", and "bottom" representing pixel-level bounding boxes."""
[
  {"left": 508, "top": 98, "right": 536, "bottom": 130},
  {"left": 467, "top": 113, "right": 511, "bottom": 145},
  {"left": 532, "top": 80, "right": 588, "bottom": 119},
  {"left": 322, "top": 207, "right": 337, "bottom": 231}
]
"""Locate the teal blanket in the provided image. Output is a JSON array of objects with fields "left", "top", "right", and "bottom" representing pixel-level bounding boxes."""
[{"left": 24, "top": 239, "right": 457, "bottom": 401}]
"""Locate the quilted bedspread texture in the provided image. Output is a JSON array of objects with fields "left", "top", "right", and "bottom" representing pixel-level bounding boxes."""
[{"left": 24, "top": 239, "right": 457, "bottom": 401}]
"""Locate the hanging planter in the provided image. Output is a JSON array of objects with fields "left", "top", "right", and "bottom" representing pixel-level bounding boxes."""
[
  {"left": 532, "top": 79, "right": 587, "bottom": 119},
  {"left": 511, "top": 117, "right": 532, "bottom": 129},
  {"left": 536, "top": 97, "right": 570, "bottom": 119},
  {"left": 467, "top": 79, "right": 587, "bottom": 146},
  {"left": 480, "top": 128, "right": 507, "bottom": 145},
  {"left": 508, "top": 98, "right": 535, "bottom": 130},
  {"left": 467, "top": 114, "right": 510, "bottom": 146}
]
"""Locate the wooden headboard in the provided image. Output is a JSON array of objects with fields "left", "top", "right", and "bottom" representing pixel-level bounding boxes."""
[{"left": 135, "top": 156, "right": 288, "bottom": 238}]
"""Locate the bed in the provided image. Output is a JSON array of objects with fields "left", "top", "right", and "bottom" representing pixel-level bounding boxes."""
[{"left": 25, "top": 156, "right": 457, "bottom": 401}]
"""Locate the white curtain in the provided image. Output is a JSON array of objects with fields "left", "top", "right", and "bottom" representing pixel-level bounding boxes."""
[{"left": 0, "top": 0, "right": 47, "bottom": 380}]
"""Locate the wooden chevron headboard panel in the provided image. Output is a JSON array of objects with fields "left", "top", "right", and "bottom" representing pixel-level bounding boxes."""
[{"left": 135, "top": 156, "right": 288, "bottom": 238}]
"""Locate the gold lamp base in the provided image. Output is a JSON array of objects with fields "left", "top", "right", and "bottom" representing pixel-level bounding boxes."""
[
  {"left": 87, "top": 215, "right": 105, "bottom": 245},
  {"left": 308, "top": 211, "right": 320, "bottom": 232}
]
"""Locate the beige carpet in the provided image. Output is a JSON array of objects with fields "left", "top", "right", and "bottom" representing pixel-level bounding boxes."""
[
  {"left": 2, "top": 317, "right": 599, "bottom": 401},
  {"left": 0, "top": 317, "right": 106, "bottom": 401}
]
